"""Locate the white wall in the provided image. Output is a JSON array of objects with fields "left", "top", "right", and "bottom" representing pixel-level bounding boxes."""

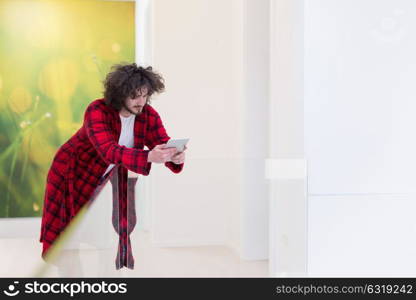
[
  {"left": 241, "top": 0, "right": 270, "bottom": 260},
  {"left": 150, "top": 0, "right": 244, "bottom": 249},
  {"left": 304, "top": 0, "right": 416, "bottom": 276},
  {"left": 267, "top": 0, "right": 416, "bottom": 277}
]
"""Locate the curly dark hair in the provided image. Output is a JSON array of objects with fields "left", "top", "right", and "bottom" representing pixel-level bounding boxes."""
[{"left": 103, "top": 63, "right": 165, "bottom": 110}]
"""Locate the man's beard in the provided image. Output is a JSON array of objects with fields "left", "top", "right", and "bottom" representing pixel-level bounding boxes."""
[{"left": 123, "top": 103, "right": 142, "bottom": 115}]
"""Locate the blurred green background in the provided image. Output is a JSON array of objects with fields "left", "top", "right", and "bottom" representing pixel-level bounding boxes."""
[{"left": 0, "top": 0, "right": 135, "bottom": 217}]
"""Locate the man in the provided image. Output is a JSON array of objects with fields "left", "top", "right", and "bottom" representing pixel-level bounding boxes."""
[{"left": 39, "top": 63, "right": 186, "bottom": 268}]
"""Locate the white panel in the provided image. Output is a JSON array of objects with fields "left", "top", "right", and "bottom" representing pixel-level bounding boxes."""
[
  {"left": 305, "top": 0, "right": 416, "bottom": 194},
  {"left": 309, "top": 194, "right": 416, "bottom": 276},
  {"left": 269, "top": 0, "right": 307, "bottom": 276},
  {"left": 270, "top": 179, "right": 307, "bottom": 276}
]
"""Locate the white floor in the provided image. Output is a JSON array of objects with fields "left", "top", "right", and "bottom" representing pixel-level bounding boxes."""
[{"left": 0, "top": 231, "right": 268, "bottom": 278}]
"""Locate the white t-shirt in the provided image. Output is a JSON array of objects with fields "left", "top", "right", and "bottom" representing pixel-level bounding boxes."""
[{"left": 102, "top": 113, "right": 136, "bottom": 177}]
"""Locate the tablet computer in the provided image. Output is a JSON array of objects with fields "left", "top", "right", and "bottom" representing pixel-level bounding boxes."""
[{"left": 164, "top": 138, "right": 189, "bottom": 152}]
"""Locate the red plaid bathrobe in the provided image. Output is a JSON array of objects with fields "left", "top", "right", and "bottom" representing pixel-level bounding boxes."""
[{"left": 39, "top": 98, "right": 183, "bottom": 268}]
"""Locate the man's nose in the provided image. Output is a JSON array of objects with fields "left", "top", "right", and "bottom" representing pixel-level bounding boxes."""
[{"left": 136, "top": 97, "right": 146, "bottom": 105}]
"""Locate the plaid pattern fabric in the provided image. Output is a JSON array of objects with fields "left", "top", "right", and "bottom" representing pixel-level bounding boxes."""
[
  {"left": 109, "top": 167, "right": 138, "bottom": 269},
  {"left": 39, "top": 98, "right": 184, "bottom": 266}
]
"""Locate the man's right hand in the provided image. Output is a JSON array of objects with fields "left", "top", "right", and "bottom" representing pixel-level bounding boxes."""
[{"left": 147, "top": 144, "right": 177, "bottom": 163}]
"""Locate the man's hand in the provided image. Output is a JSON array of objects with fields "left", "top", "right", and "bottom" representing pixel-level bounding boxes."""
[
  {"left": 148, "top": 144, "right": 177, "bottom": 163},
  {"left": 170, "top": 145, "right": 187, "bottom": 165}
]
